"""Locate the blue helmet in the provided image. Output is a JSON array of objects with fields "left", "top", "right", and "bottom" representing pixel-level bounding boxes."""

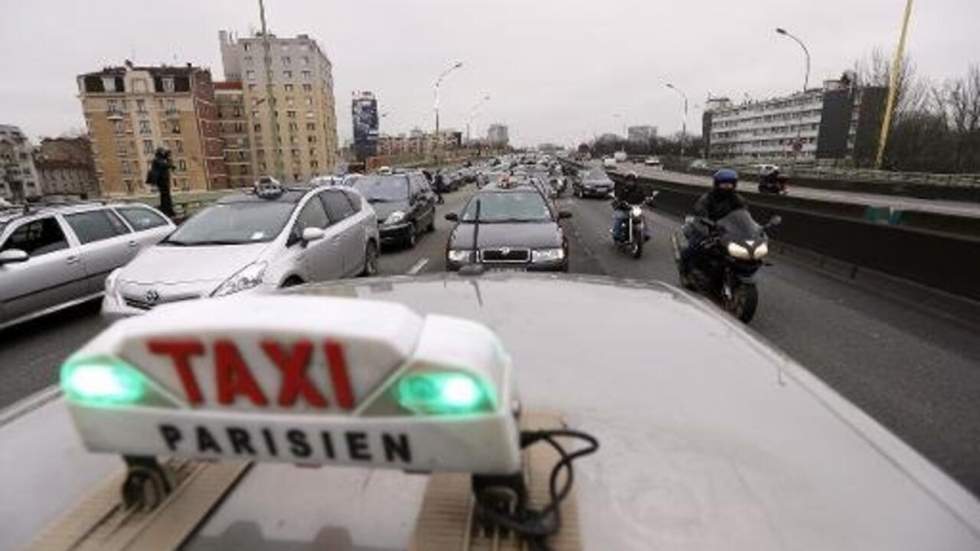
[{"left": 713, "top": 169, "right": 738, "bottom": 187}]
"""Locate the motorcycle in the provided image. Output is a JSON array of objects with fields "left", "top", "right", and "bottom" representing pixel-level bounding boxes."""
[
  {"left": 671, "top": 209, "right": 781, "bottom": 323},
  {"left": 610, "top": 193, "right": 656, "bottom": 258},
  {"left": 758, "top": 173, "right": 789, "bottom": 195}
]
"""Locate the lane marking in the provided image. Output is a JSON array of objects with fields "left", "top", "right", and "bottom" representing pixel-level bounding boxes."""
[{"left": 407, "top": 258, "right": 429, "bottom": 275}]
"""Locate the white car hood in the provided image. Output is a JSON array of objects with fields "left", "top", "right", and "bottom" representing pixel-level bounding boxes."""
[{"left": 119, "top": 242, "right": 271, "bottom": 285}]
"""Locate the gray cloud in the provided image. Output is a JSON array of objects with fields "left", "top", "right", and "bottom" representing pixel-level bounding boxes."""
[{"left": 1, "top": 0, "right": 977, "bottom": 147}]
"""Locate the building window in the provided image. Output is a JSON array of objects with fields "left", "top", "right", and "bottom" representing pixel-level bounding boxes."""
[
  {"left": 308, "top": 135, "right": 317, "bottom": 144},
  {"left": 248, "top": 83, "right": 257, "bottom": 91},
  {"left": 178, "top": 159, "right": 187, "bottom": 172},
  {"left": 282, "top": 56, "right": 291, "bottom": 65},
  {"left": 243, "top": 42, "right": 251, "bottom": 51},
  {"left": 306, "top": 111, "right": 314, "bottom": 119},
  {"left": 171, "top": 121, "right": 181, "bottom": 134},
  {"left": 162, "top": 78, "right": 175, "bottom": 93},
  {"left": 301, "top": 71, "right": 311, "bottom": 80},
  {"left": 284, "top": 84, "right": 294, "bottom": 93},
  {"left": 251, "top": 110, "right": 260, "bottom": 119},
  {"left": 143, "top": 139, "right": 154, "bottom": 154},
  {"left": 310, "top": 160, "right": 319, "bottom": 169},
  {"left": 244, "top": 55, "right": 253, "bottom": 64},
  {"left": 136, "top": 99, "right": 146, "bottom": 113},
  {"left": 133, "top": 79, "right": 147, "bottom": 93},
  {"left": 302, "top": 83, "right": 312, "bottom": 92},
  {"left": 101, "top": 76, "right": 117, "bottom": 92},
  {"left": 253, "top": 123, "right": 262, "bottom": 132},
  {"left": 283, "top": 70, "right": 293, "bottom": 79},
  {"left": 286, "top": 97, "right": 294, "bottom": 107},
  {"left": 302, "top": 56, "right": 310, "bottom": 65},
  {"left": 287, "top": 110, "right": 297, "bottom": 119},
  {"left": 306, "top": 122, "right": 316, "bottom": 131},
  {"left": 113, "top": 120, "right": 125, "bottom": 134},
  {"left": 288, "top": 122, "right": 298, "bottom": 131},
  {"left": 175, "top": 140, "right": 183, "bottom": 153},
  {"left": 246, "top": 70, "right": 256, "bottom": 81}
]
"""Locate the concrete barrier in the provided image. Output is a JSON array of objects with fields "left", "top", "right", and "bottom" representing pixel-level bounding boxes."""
[{"left": 602, "top": 171, "right": 980, "bottom": 302}]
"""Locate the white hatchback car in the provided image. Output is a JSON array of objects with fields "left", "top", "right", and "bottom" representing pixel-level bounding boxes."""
[{"left": 102, "top": 183, "right": 379, "bottom": 318}]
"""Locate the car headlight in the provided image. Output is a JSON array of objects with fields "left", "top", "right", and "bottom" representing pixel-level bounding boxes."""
[
  {"left": 104, "top": 268, "right": 122, "bottom": 294},
  {"left": 447, "top": 249, "right": 476, "bottom": 263},
  {"left": 212, "top": 261, "right": 268, "bottom": 297},
  {"left": 754, "top": 242, "right": 769, "bottom": 258},
  {"left": 630, "top": 206, "right": 643, "bottom": 217},
  {"left": 385, "top": 211, "right": 406, "bottom": 225},
  {"left": 727, "top": 243, "right": 751, "bottom": 260},
  {"left": 531, "top": 248, "right": 565, "bottom": 263}
]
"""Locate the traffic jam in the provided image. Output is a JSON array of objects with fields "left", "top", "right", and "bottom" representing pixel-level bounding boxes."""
[{"left": 3, "top": 155, "right": 980, "bottom": 550}]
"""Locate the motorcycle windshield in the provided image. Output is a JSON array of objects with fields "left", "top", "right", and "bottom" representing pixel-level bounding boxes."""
[{"left": 717, "top": 209, "right": 763, "bottom": 241}]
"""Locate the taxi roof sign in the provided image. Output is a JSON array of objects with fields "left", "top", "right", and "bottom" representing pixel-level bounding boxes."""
[{"left": 61, "top": 296, "right": 521, "bottom": 474}]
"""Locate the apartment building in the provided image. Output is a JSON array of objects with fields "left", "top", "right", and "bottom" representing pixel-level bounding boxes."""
[
  {"left": 34, "top": 136, "right": 99, "bottom": 197},
  {"left": 703, "top": 73, "right": 886, "bottom": 164},
  {"left": 487, "top": 124, "right": 509, "bottom": 148},
  {"left": 77, "top": 63, "right": 228, "bottom": 195},
  {"left": 0, "top": 124, "right": 40, "bottom": 201},
  {"left": 219, "top": 30, "right": 339, "bottom": 182},
  {"left": 214, "top": 81, "right": 253, "bottom": 188}
]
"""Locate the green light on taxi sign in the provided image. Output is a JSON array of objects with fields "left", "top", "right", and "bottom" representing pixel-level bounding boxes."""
[
  {"left": 60, "top": 356, "right": 146, "bottom": 406},
  {"left": 395, "top": 372, "right": 494, "bottom": 415}
]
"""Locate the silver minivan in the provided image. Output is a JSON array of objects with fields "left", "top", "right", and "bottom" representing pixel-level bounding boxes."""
[
  {"left": 102, "top": 183, "right": 379, "bottom": 318},
  {"left": 0, "top": 203, "right": 174, "bottom": 330}
]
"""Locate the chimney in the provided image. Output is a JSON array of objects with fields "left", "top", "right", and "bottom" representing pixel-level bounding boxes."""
[{"left": 124, "top": 59, "right": 134, "bottom": 70}]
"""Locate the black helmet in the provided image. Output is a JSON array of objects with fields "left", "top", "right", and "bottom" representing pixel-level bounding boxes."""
[
  {"left": 625, "top": 171, "right": 638, "bottom": 182},
  {"left": 713, "top": 169, "right": 738, "bottom": 189}
]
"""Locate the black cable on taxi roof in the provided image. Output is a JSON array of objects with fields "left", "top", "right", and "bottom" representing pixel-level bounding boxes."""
[{"left": 473, "top": 428, "right": 599, "bottom": 551}]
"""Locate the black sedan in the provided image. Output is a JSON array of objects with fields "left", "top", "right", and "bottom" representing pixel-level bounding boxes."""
[
  {"left": 573, "top": 167, "right": 615, "bottom": 198},
  {"left": 352, "top": 173, "right": 437, "bottom": 248},
  {"left": 444, "top": 187, "right": 571, "bottom": 272}
]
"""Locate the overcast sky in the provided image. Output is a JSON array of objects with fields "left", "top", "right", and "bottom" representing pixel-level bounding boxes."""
[{"left": 1, "top": 0, "right": 977, "bottom": 147}]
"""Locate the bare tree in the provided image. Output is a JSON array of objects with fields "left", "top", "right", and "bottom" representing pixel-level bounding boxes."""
[{"left": 932, "top": 64, "right": 980, "bottom": 171}]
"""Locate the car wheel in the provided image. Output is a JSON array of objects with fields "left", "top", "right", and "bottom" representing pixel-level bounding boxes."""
[
  {"left": 280, "top": 276, "right": 304, "bottom": 288},
  {"left": 360, "top": 241, "right": 379, "bottom": 277},
  {"left": 427, "top": 215, "right": 435, "bottom": 233},
  {"left": 406, "top": 223, "right": 418, "bottom": 248}
]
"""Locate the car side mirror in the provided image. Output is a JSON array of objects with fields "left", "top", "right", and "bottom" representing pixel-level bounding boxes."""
[
  {"left": 302, "top": 227, "right": 326, "bottom": 242},
  {"left": 767, "top": 215, "right": 783, "bottom": 228},
  {"left": 558, "top": 211, "right": 573, "bottom": 219},
  {"left": 0, "top": 249, "right": 29, "bottom": 265},
  {"left": 444, "top": 212, "right": 459, "bottom": 222}
]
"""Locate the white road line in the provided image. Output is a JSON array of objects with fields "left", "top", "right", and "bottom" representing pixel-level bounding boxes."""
[{"left": 407, "top": 258, "right": 429, "bottom": 275}]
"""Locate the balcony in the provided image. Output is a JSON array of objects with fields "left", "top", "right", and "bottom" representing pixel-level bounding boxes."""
[{"left": 106, "top": 110, "right": 125, "bottom": 120}]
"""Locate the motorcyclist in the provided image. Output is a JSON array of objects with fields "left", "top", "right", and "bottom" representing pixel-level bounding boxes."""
[
  {"left": 611, "top": 172, "right": 647, "bottom": 241},
  {"left": 432, "top": 171, "right": 445, "bottom": 204},
  {"left": 680, "top": 169, "right": 746, "bottom": 274}
]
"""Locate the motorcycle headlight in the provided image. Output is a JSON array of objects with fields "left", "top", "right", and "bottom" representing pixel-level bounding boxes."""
[
  {"left": 630, "top": 206, "right": 643, "bottom": 217},
  {"left": 727, "top": 243, "right": 751, "bottom": 260},
  {"left": 754, "top": 242, "right": 769, "bottom": 258},
  {"left": 531, "top": 248, "right": 565, "bottom": 263},
  {"left": 385, "top": 211, "right": 406, "bottom": 225},
  {"left": 447, "top": 249, "right": 476, "bottom": 263},
  {"left": 104, "top": 268, "right": 122, "bottom": 295},
  {"left": 212, "top": 261, "right": 268, "bottom": 297}
]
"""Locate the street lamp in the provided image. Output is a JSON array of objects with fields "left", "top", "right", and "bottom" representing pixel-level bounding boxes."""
[
  {"left": 776, "top": 27, "right": 811, "bottom": 171},
  {"left": 665, "top": 83, "right": 689, "bottom": 158},
  {"left": 433, "top": 61, "right": 463, "bottom": 166},
  {"left": 466, "top": 95, "right": 491, "bottom": 143}
]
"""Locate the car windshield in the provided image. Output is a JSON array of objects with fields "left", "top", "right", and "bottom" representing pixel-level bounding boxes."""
[
  {"left": 352, "top": 175, "right": 409, "bottom": 202},
  {"left": 460, "top": 192, "right": 551, "bottom": 223},
  {"left": 584, "top": 169, "right": 610, "bottom": 182},
  {"left": 163, "top": 201, "right": 295, "bottom": 245}
]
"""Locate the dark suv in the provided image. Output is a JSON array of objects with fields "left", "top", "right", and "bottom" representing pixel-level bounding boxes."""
[{"left": 352, "top": 172, "right": 437, "bottom": 248}]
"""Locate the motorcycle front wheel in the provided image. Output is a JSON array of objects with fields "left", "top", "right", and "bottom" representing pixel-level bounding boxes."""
[{"left": 724, "top": 282, "right": 758, "bottom": 323}]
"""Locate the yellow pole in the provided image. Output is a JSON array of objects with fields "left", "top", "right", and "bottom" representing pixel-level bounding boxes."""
[{"left": 875, "top": 0, "right": 914, "bottom": 169}]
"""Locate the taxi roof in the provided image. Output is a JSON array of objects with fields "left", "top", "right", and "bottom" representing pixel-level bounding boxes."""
[{"left": 3, "top": 273, "right": 979, "bottom": 550}]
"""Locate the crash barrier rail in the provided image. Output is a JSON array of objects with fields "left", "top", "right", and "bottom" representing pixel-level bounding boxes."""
[
  {"left": 599, "top": 169, "right": 980, "bottom": 302},
  {"left": 651, "top": 157, "right": 980, "bottom": 203}
]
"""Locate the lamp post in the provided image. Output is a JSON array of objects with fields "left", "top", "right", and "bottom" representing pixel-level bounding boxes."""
[
  {"left": 433, "top": 61, "right": 463, "bottom": 166},
  {"left": 665, "top": 83, "right": 688, "bottom": 158},
  {"left": 258, "top": 0, "right": 283, "bottom": 180},
  {"left": 776, "top": 27, "right": 811, "bottom": 172}
]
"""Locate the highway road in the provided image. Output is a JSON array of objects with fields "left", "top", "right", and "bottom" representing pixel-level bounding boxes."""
[
  {"left": 1, "top": 182, "right": 978, "bottom": 498},
  {"left": 615, "top": 162, "right": 980, "bottom": 218}
]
